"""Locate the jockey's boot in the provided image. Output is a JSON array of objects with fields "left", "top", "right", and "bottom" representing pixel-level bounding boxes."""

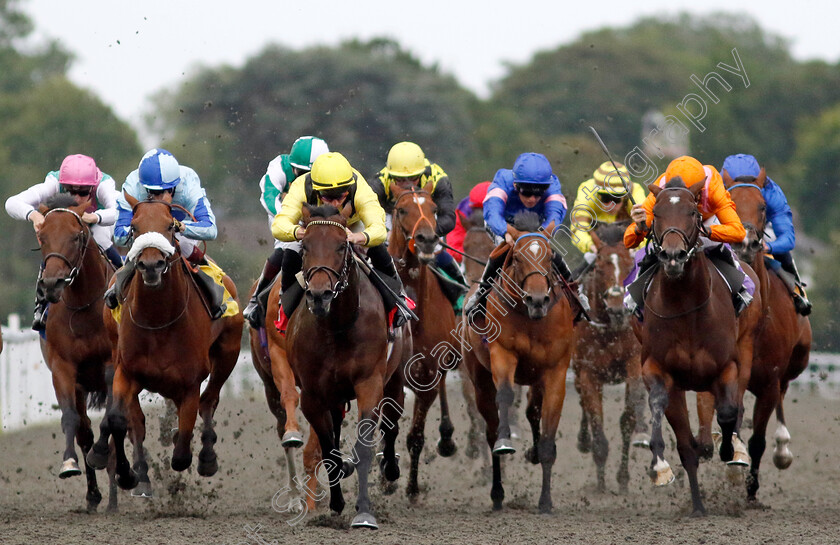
[
  {"left": 277, "top": 252, "right": 304, "bottom": 334},
  {"left": 436, "top": 257, "right": 469, "bottom": 312},
  {"left": 104, "top": 260, "right": 136, "bottom": 310},
  {"left": 776, "top": 268, "right": 812, "bottom": 316},
  {"left": 191, "top": 267, "right": 227, "bottom": 320},
  {"left": 243, "top": 257, "right": 282, "bottom": 329},
  {"left": 32, "top": 278, "right": 48, "bottom": 331},
  {"left": 570, "top": 251, "right": 597, "bottom": 282},
  {"left": 103, "top": 245, "right": 124, "bottom": 270},
  {"left": 733, "top": 288, "right": 753, "bottom": 317},
  {"left": 551, "top": 253, "right": 590, "bottom": 322},
  {"left": 463, "top": 252, "right": 506, "bottom": 322}
]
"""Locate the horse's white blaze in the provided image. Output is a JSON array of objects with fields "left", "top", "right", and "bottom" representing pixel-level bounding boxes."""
[
  {"left": 127, "top": 232, "right": 175, "bottom": 261},
  {"left": 414, "top": 196, "right": 426, "bottom": 205},
  {"left": 529, "top": 241, "right": 540, "bottom": 255},
  {"left": 669, "top": 196, "right": 681, "bottom": 205},
  {"left": 610, "top": 253, "right": 621, "bottom": 287}
]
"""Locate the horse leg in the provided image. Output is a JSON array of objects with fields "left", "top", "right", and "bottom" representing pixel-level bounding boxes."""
[
  {"left": 574, "top": 371, "right": 591, "bottom": 454},
  {"left": 171, "top": 389, "right": 200, "bottom": 472},
  {"left": 460, "top": 374, "right": 485, "bottom": 461},
  {"left": 107, "top": 366, "right": 140, "bottom": 490},
  {"left": 302, "top": 432, "right": 323, "bottom": 512},
  {"left": 406, "top": 386, "right": 436, "bottom": 499},
  {"left": 577, "top": 367, "right": 607, "bottom": 492},
  {"left": 269, "top": 344, "right": 303, "bottom": 448},
  {"left": 773, "top": 381, "right": 794, "bottom": 470},
  {"left": 74, "top": 391, "right": 102, "bottom": 511},
  {"left": 471, "top": 363, "right": 504, "bottom": 510},
  {"left": 747, "top": 383, "right": 780, "bottom": 503},
  {"left": 664, "top": 389, "right": 705, "bottom": 517},
  {"left": 379, "top": 375, "right": 405, "bottom": 486},
  {"left": 713, "top": 361, "right": 741, "bottom": 464},
  {"left": 106, "top": 438, "right": 118, "bottom": 512},
  {"left": 524, "top": 384, "right": 544, "bottom": 465},
  {"left": 643, "top": 359, "right": 674, "bottom": 486},
  {"left": 51, "top": 359, "right": 83, "bottom": 479},
  {"left": 349, "top": 377, "right": 385, "bottom": 529},
  {"left": 436, "top": 372, "right": 457, "bottom": 457},
  {"left": 510, "top": 384, "right": 523, "bottom": 439},
  {"left": 536, "top": 364, "right": 568, "bottom": 514},
  {"left": 618, "top": 379, "right": 638, "bottom": 494},
  {"left": 300, "top": 396, "right": 344, "bottom": 515},
  {"left": 626, "top": 358, "right": 650, "bottom": 448},
  {"left": 128, "top": 396, "right": 152, "bottom": 498},
  {"left": 489, "top": 345, "right": 517, "bottom": 455},
  {"left": 695, "top": 392, "right": 716, "bottom": 461}
]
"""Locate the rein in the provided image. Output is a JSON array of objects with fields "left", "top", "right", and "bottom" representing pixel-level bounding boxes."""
[
  {"left": 41, "top": 208, "right": 91, "bottom": 286},
  {"left": 302, "top": 220, "right": 353, "bottom": 295}
]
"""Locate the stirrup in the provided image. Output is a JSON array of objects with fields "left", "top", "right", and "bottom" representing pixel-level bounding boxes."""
[
  {"left": 243, "top": 297, "right": 263, "bottom": 329},
  {"left": 32, "top": 307, "right": 47, "bottom": 331},
  {"left": 793, "top": 295, "right": 812, "bottom": 316},
  {"left": 734, "top": 291, "right": 753, "bottom": 317}
]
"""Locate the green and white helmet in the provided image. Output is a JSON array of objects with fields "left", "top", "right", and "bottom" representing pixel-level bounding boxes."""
[{"left": 289, "top": 136, "right": 329, "bottom": 171}]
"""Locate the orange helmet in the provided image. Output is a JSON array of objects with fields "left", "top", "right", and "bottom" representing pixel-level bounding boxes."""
[{"left": 664, "top": 156, "right": 706, "bottom": 186}]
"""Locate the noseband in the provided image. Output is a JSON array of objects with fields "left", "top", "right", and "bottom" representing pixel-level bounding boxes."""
[
  {"left": 650, "top": 188, "right": 704, "bottom": 265},
  {"left": 302, "top": 220, "right": 352, "bottom": 295},
  {"left": 41, "top": 208, "right": 91, "bottom": 286},
  {"left": 508, "top": 233, "right": 556, "bottom": 294}
]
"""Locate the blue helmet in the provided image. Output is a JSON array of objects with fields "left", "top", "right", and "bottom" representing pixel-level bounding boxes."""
[
  {"left": 139, "top": 148, "right": 181, "bottom": 190},
  {"left": 512, "top": 153, "right": 553, "bottom": 185}
]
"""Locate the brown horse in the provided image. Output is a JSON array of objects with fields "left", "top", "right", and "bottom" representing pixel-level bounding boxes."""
[
  {"left": 388, "top": 185, "right": 459, "bottom": 498},
  {"left": 87, "top": 194, "right": 242, "bottom": 493},
  {"left": 573, "top": 222, "right": 647, "bottom": 493},
  {"left": 35, "top": 193, "right": 115, "bottom": 511},
  {"left": 639, "top": 178, "right": 760, "bottom": 516},
  {"left": 461, "top": 212, "right": 575, "bottom": 513},
  {"left": 287, "top": 204, "right": 411, "bottom": 529},
  {"left": 723, "top": 169, "right": 812, "bottom": 502}
]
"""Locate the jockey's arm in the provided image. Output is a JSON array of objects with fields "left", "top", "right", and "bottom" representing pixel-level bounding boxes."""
[
  {"left": 93, "top": 175, "right": 119, "bottom": 226},
  {"left": 177, "top": 169, "right": 217, "bottom": 241},
  {"left": 707, "top": 182, "right": 746, "bottom": 244},
  {"left": 354, "top": 177, "right": 388, "bottom": 247},
  {"left": 763, "top": 182, "right": 795, "bottom": 254},
  {"left": 271, "top": 178, "right": 306, "bottom": 242},
  {"left": 623, "top": 192, "right": 655, "bottom": 249},
  {"left": 113, "top": 190, "right": 135, "bottom": 247},
  {"left": 431, "top": 176, "right": 456, "bottom": 237},
  {"left": 542, "top": 180, "right": 568, "bottom": 230},
  {"left": 4, "top": 172, "right": 60, "bottom": 221},
  {"left": 483, "top": 188, "right": 509, "bottom": 238}
]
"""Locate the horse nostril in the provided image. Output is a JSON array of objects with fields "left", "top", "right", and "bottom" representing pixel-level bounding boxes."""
[
  {"left": 676, "top": 250, "right": 688, "bottom": 262},
  {"left": 541, "top": 295, "right": 550, "bottom": 307},
  {"left": 136, "top": 262, "right": 146, "bottom": 271},
  {"left": 156, "top": 260, "right": 166, "bottom": 270}
]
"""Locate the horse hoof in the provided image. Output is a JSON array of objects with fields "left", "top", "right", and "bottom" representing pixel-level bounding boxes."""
[
  {"left": 726, "top": 435, "right": 750, "bottom": 467},
  {"left": 524, "top": 446, "right": 539, "bottom": 465},
  {"left": 86, "top": 488, "right": 103, "bottom": 511},
  {"left": 85, "top": 445, "right": 109, "bottom": 470},
  {"left": 378, "top": 456, "right": 400, "bottom": 482},
  {"left": 773, "top": 449, "right": 793, "bottom": 470},
  {"left": 131, "top": 481, "right": 154, "bottom": 498},
  {"left": 631, "top": 432, "right": 650, "bottom": 448},
  {"left": 538, "top": 501, "right": 553, "bottom": 514},
  {"left": 492, "top": 438, "right": 515, "bottom": 456},
  {"left": 59, "top": 459, "right": 82, "bottom": 479},
  {"left": 725, "top": 464, "right": 745, "bottom": 484},
  {"left": 650, "top": 459, "right": 675, "bottom": 487},
  {"left": 711, "top": 430, "right": 722, "bottom": 451},
  {"left": 437, "top": 438, "right": 457, "bottom": 458},
  {"left": 171, "top": 454, "right": 192, "bottom": 472},
  {"left": 341, "top": 459, "right": 356, "bottom": 478},
  {"left": 197, "top": 451, "right": 218, "bottom": 477},
  {"left": 117, "top": 470, "right": 139, "bottom": 490},
  {"left": 281, "top": 431, "right": 304, "bottom": 449},
  {"left": 690, "top": 508, "right": 707, "bottom": 518},
  {"left": 350, "top": 512, "right": 378, "bottom": 529}
]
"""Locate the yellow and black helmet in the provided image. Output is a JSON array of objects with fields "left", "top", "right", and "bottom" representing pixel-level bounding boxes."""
[{"left": 310, "top": 152, "right": 356, "bottom": 191}]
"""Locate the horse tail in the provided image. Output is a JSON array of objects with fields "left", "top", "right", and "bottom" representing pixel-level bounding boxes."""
[{"left": 87, "top": 389, "right": 108, "bottom": 411}]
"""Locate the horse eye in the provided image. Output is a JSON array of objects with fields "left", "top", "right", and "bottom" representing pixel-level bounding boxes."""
[{"left": 397, "top": 208, "right": 407, "bottom": 216}]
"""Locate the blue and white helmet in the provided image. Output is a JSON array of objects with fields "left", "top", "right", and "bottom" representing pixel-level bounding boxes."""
[{"left": 139, "top": 148, "right": 181, "bottom": 190}]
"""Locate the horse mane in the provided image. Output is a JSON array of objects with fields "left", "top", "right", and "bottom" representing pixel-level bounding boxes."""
[
  {"left": 44, "top": 193, "right": 78, "bottom": 211},
  {"left": 594, "top": 223, "right": 627, "bottom": 245},
  {"left": 664, "top": 176, "right": 687, "bottom": 189},
  {"left": 466, "top": 208, "right": 484, "bottom": 228},
  {"left": 307, "top": 204, "right": 341, "bottom": 219},
  {"left": 512, "top": 210, "right": 541, "bottom": 232},
  {"left": 734, "top": 175, "right": 757, "bottom": 183}
]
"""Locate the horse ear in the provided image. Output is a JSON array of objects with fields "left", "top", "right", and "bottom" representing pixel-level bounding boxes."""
[
  {"left": 755, "top": 167, "right": 767, "bottom": 188},
  {"left": 339, "top": 200, "right": 353, "bottom": 220},
  {"left": 125, "top": 191, "right": 139, "bottom": 208},
  {"left": 391, "top": 185, "right": 406, "bottom": 198},
  {"left": 70, "top": 196, "right": 92, "bottom": 215},
  {"left": 301, "top": 203, "right": 313, "bottom": 223},
  {"left": 506, "top": 224, "right": 524, "bottom": 241},
  {"left": 590, "top": 230, "right": 603, "bottom": 250},
  {"left": 722, "top": 169, "right": 734, "bottom": 188},
  {"left": 688, "top": 180, "right": 705, "bottom": 202},
  {"left": 38, "top": 203, "right": 49, "bottom": 214},
  {"left": 649, "top": 184, "right": 662, "bottom": 197},
  {"left": 543, "top": 221, "right": 555, "bottom": 235}
]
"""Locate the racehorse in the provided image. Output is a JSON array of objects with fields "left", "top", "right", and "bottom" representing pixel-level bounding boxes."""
[
  {"left": 86, "top": 194, "right": 242, "bottom": 493},
  {"left": 286, "top": 204, "right": 411, "bottom": 529},
  {"left": 36, "top": 193, "right": 115, "bottom": 511},
  {"left": 573, "top": 222, "right": 648, "bottom": 493},
  {"left": 461, "top": 212, "right": 575, "bottom": 513},
  {"left": 724, "top": 169, "right": 812, "bottom": 503},
  {"left": 388, "top": 185, "right": 459, "bottom": 498},
  {"left": 639, "top": 178, "right": 760, "bottom": 516}
]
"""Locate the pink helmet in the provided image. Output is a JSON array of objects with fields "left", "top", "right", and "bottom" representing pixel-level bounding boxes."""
[{"left": 58, "top": 154, "right": 101, "bottom": 186}]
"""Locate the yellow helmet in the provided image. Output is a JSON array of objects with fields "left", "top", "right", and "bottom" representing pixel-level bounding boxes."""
[
  {"left": 593, "top": 161, "right": 631, "bottom": 194},
  {"left": 310, "top": 152, "right": 356, "bottom": 191},
  {"left": 386, "top": 142, "right": 426, "bottom": 178}
]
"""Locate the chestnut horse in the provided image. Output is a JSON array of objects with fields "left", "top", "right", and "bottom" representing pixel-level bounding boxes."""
[
  {"left": 388, "top": 186, "right": 458, "bottom": 498},
  {"left": 36, "top": 194, "right": 115, "bottom": 511},
  {"left": 87, "top": 195, "right": 242, "bottom": 493},
  {"left": 724, "top": 169, "right": 812, "bottom": 502},
  {"left": 461, "top": 212, "right": 575, "bottom": 513},
  {"left": 573, "top": 222, "right": 648, "bottom": 493},
  {"left": 640, "top": 178, "right": 761, "bottom": 516},
  {"left": 287, "top": 204, "right": 411, "bottom": 529}
]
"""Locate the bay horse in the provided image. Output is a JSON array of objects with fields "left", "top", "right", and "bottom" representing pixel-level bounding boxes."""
[
  {"left": 287, "top": 204, "right": 411, "bottom": 529},
  {"left": 640, "top": 178, "right": 760, "bottom": 516},
  {"left": 724, "top": 169, "right": 812, "bottom": 502},
  {"left": 461, "top": 212, "right": 575, "bottom": 513},
  {"left": 573, "top": 222, "right": 648, "bottom": 493},
  {"left": 86, "top": 194, "right": 242, "bottom": 493},
  {"left": 388, "top": 185, "right": 458, "bottom": 498},
  {"left": 36, "top": 193, "right": 115, "bottom": 511}
]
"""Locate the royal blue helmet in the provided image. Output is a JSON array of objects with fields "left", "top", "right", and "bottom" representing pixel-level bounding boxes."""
[
  {"left": 139, "top": 148, "right": 181, "bottom": 190},
  {"left": 512, "top": 153, "right": 553, "bottom": 185}
]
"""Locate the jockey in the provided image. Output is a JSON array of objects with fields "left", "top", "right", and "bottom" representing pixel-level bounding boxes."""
[
  {"left": 106, "top": 148, "right": 227, "bottom": 319},
  {"left": 272, "top": 151, "right": 414, "bottom": 333},
  {"left": 464, "top": 152, "right": 583, "bottom": 320},
  {"left": 624, "top": 155, "right": 755, "bottom": 317},
  {"left": 721, "top": 153, "right": 811, "bottom": 315},
  {"left": 370, "top": 141, "right": 469, "bottom": 307},
  {"left": 5, "top": 154, "right": 123, "bottom": 330},
  {"left": 445, "top": 181, "right": 491, "bottom": 263},
  {"left": 242, "top": 136, "right": 329, "bottom": 328}
]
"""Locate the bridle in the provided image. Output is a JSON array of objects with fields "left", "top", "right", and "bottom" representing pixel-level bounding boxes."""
[
  {"left": 129, "top": 199, "right": 197, "bottom": 273},
  {"left": 502, "top": 233, "right": 557, "bottom": 305},
  {"left": 649, "top": 187, "right": 704, "bottom": 266},
  {"left": 302, "top": 220, "right": 353, "bottom": 296},
  {"left": 727, "top": 182, "right": 767, "bottom": 245},
  {"left": 40, "top": 208, "right": 91, "bottom": 287},
  {"left": 393, "top": 189, "right": 436, "bottom": 254}
]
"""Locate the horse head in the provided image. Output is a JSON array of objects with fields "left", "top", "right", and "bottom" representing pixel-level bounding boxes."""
[
  {"left": 125, "top": 193, "right": 179, "bottom": 288},
  {"left": 505, "top": 212, "right": 556, "bottom": 319},
  {"left": 723, "top": 167, "right": 767, "bottom": 265},
  {"left": 462, "top": 208, "right": 494, "bottom": 284},
  {"left": 300, "top": 202, "right": 353, "bottom": 316},
  {"left": 649, "top": 177, "right": 704, "bottom": 279},
  {"left": 589, "top": 224, "right": 634, "bottom": 322},
  {"left": 37, "top": 194, "right": 93, "bottom": 302},
  {"left": 390, "top": 185, "right": 438, "bottom": 264}
]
